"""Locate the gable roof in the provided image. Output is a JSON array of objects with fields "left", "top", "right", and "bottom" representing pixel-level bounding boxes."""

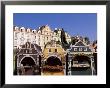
[
  {"left": 17, "top": 42, "right": 42, "bottom": 55},
  {"left": 69, "top": 40, "right": 92, "bottom": 53},
  {"left": 75, "top": 40, "right": 87, "bottom": 46}
]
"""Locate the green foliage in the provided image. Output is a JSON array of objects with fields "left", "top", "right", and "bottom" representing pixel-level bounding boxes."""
[
  {"left": 61, "top": 28, "right": 68, "bottom": 44},
  {"left": 71, "top": 37, "right": 78, "bottom": 45},
  {"left": 56, "top": 40, "right": 62, "bottom": 45},
  {"left": 92, "top": 40, "right": 97, "bottom": 46},
  {"left": 60, "top": 28, "right": 70, "bottom": 50},
  {"left": 84, "top": 37, "right": 90, "bottom": 45}
]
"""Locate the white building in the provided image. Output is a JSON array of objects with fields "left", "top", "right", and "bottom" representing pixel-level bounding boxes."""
[
  {"left": 13, "top": 25, "right": 72, "bottom": 51},
  {"left": 65, "top": 32, "right": 71, "bottom": 44},
  {"left": 52, "top": 28, "right": 62, "bottom": 42},
  {"left": 14, "top": 26, "right": 39, "bottom": 49},
  {"left": 37, "top": 25, "right": 53, "bottom": 50}
]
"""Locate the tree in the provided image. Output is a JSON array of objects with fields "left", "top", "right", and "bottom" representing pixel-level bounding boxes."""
[
  {"left": 93, "top": 40, "right": 97, "bottom": 44},
  {"left": 84, "top": 37, "right": 90, "bottom": 45},
  {"left": 92, "top": 40, "right": 97, "bottom": 47},
  {"left": 60, "top": 28, "right": 69, "bottom": 49},
  {"left": 61, "top": 28, "right": 68, "bottom": 44},
  {"left": 71, "top": 36, "right": 79, "bottom": 45},
  {"left": 56, "top": 40, "right": 61, "bottom": 45}
]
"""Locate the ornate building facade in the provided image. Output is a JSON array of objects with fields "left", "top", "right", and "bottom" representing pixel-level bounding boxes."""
[
  {"left": 43, "top": 40, "right": 66, "bottom": 64},
  {"left": 13, "top": 25, "right": 71, "bottom": 51}
]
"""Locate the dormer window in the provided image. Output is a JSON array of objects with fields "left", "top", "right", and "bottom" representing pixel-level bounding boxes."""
[
  {"left": 21, "top": 29, "right": 22, "bottom": 32},
  {"left": 27, "top": 29, "right": 30, "bottom": 32},
  {"left": 15, "top": 27, "right": 19, "bottom": 31}
]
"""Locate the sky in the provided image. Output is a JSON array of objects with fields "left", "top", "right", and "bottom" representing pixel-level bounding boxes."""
[{"left": 13, "top": 13, "right": 97, "bottom": 42}]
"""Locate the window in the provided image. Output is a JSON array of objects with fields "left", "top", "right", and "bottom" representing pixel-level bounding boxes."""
[
  {"left": 29, "top": 49, "right": 32, "bottom": 53},
  {"left": 26, "top": 49, "right": 29, "bottom": 53},
  {"left": 55, "top": 49, "right": 57, "bottom": 52},
  {"left": 47, "top": 37, "right": 48, "bottom": 40},
  {"left": 20, "top": 37, "right": 24, "bottom": 41},
  {"left": 74, "top": 48, "right": 77, "bottom": 51},
  {"left": 49, "top": 49, "right": 51, "bottom": 52},
  {"left": 15, "top": 33, "right": 17, "bottom": 37},
  {"left": 14, "top": 40, "right": 17, "bottom": 45}
]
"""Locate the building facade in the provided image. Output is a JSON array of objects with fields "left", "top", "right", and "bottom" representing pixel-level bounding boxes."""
[
  {"left": 67, "top": 40, "right": 96, "bottom": 75},
  {"left": 42, "top": 40, "right": 66, "bottom": 74},
  {"left": 43, "top": 40, "right": 66, "bottom": 64},
  {"left": 14, "top": 25, "right": 71, "bottom": 51},
  {"left": 65, "top": 32, "right": 71, "bottom": 44},
  {"left": 14, "top": 42, "right": 42, "bottom": 75},
  {"left": 37, "top": 25, "right": 53, "bottom": 50}
]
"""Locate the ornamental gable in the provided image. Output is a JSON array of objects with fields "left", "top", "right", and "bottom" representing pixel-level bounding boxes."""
[
  {"left": 70, "top": 41, "right": 92, "bottom": 53},
  {"left": 75, "top": 40, "right": 86, "bottom": 46}
]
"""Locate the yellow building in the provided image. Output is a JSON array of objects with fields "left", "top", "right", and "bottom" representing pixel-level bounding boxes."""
[{"left": 43, "top": 41, "right": 66, "bottom": 66}]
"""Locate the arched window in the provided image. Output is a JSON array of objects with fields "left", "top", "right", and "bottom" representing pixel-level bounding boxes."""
[{"left": 21, "top": 29, "right": 22, "bottom": 32}]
